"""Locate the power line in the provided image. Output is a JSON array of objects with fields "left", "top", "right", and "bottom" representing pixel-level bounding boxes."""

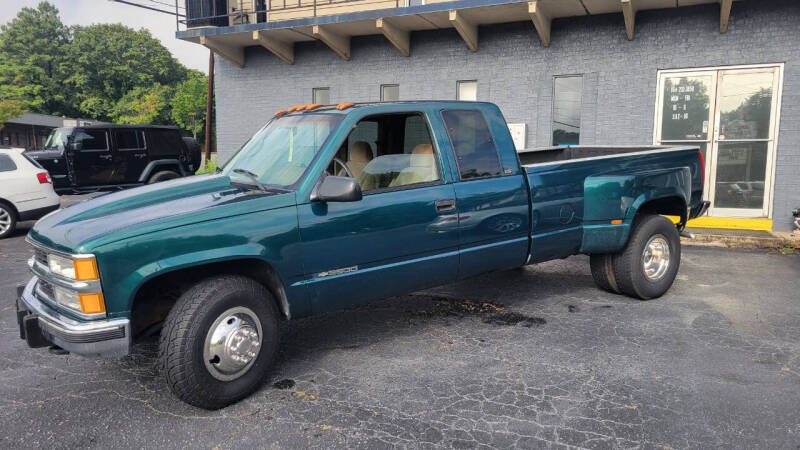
[
  {"left": 143, "top": 0, "right": 185, "bottom": 10},
  {"left": 108, "top": 0, "right": 185, "bottom": 17}
]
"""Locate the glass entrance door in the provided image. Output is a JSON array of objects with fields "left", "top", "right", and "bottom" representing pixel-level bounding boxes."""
[
  {"left": 655, "top": 65, "right": 782, "bottom": 218},
  {"left": 709, "top": 68, "right": 780, "bottom": 217}
]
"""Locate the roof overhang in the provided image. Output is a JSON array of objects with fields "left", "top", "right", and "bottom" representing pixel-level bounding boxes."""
[{"left": 177, "top": 0, "right": 737, "bottom": 67}]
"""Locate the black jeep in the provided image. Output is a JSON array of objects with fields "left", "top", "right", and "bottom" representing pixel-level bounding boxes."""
[{"left": 28, "top": 125, "right": 201, "bottom": 194}]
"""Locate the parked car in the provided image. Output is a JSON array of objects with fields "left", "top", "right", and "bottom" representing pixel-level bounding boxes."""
[
  {"left": 26, "top": 125, "right": 201, "bottom": 194},
  {"left": 16, "top": 101, "right": 708, "bottom": 409},
  {"left": 0, "top": 147, "right": 60, "bottom": 239}
]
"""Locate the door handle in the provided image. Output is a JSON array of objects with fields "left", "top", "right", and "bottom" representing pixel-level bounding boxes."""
[
  {"left": 99, "top": 154, "right": 112, "bottom": 160},
  {"left": 435, "top": 199, "right": 456, "bottom": 212}
]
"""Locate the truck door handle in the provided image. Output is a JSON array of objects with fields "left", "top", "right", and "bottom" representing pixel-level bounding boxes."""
[
  {"left": 99, "top": 154, "right": 112, "bottom": 160},
  {"left": 435, "top": 199, "right": 456, "bottom": 212}
]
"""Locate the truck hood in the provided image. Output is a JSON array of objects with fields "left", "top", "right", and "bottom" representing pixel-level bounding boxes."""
[{"left": 28, "top": 174, "right": 296, "bottom": 253}]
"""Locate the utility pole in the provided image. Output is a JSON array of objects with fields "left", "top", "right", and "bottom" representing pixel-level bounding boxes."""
[{"left": 204, "top": 50, "right": 215, "bottom": 165}]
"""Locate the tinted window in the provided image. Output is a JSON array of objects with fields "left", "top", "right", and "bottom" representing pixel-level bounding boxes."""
[
  {"left": 441, "top": 109, "right": 501, "bottom": 180},
  {"left": 0, "top": 154, "right": 17, "bottom": 172},
  {"left": 552, "top": 76, "right": 582, "bottom": 145},
  {"left": 75, "top": 129, "right": 108, "bottom": 150},
  {"left": 115, "top": 129, "right": 143, "bottom": 150},
  {"left": 149, "top": 129, "right": 183, "bottom": 157}
]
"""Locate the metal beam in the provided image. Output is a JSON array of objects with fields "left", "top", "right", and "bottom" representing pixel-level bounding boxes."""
[
  {"left": 376, "top": 18, "right": 410, "bottom": 57},
  {"left": 449, "top": 10, "right": 478, "bottom": 52},
  {"left": 199, "top": 36, "right": 244, "bottom": 68},
  {"left": 719, "top": 0, "right": 733, "bottom": 33},
  {"left": 312, "top": 25, "right": 351, "bottom": 60},
  {"left": 253, "top": 31, "right": 294, "bottom": 64},
  {"left": 621, "top": 0, "right": 636, "bottom": 41},
  {"left": 528, "top": 1, "right": 551, "bottom": 47}
]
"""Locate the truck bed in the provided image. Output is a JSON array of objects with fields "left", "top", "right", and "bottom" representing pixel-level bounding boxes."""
[{"left": 517, "top": 145, "right": 695, "bottom": 166}]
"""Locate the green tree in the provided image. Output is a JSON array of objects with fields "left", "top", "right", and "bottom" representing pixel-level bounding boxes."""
[
  {"left": 171, "top": 71, "right": 207, "bottom": 139},
  {"left": 110, "top": 84, "right": 174, "bottom": 125},
  {"left": 66, "top": 23, "right": 187, "bottom": 121},
  {"left": 0, "top": 99, "right": 26, "bottom": 129},
  {"left": 0, "top": 2, "right": 73, "bottom": 115}
]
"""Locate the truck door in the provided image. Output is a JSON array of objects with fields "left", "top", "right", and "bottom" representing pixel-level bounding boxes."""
[
  {"left": 113, "top": 128, "right": 148, "bottom": 183},
  {"left": 440, "top": 108, "right": 530, "bottom": 279},
  {"left": 69, "top": 128, "right": 115, "bottom": 187},
  {"left": 297, "top": 112, "right": 460, "bottom": 314}
]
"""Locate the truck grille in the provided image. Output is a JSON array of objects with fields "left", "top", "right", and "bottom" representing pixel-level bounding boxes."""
[
  {"left": 37, "top": 279, "right": 55, "bottom": 300},
  {"left": 34, "top": 248, "right": 48, "bottom": 267}
]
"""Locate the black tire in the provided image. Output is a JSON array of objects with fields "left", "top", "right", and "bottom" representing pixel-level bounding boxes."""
[
  {"left": 181, "top": 137, "right": 201, "bottom": 172},
  {"left": 159, "top": 275, "right": 279, "bottom": 409},
  {"left": 147, "top": 170, "right": 180, "bottom": 184},
  {"left": 589, "top": 254, "right": 621, "bottom": 294},
  {"left": 0, "top": 202, "right": 18, "bottom": 239},
  {"left": 612, "top": 215, "right": 681, "bottom": 300}
]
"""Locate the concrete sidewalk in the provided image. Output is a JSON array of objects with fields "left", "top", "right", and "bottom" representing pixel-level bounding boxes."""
[{"left": 683, "top": 227, "right": 800, "bottom": 252}]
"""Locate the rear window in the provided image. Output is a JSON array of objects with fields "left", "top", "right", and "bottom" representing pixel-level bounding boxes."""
[
  {"left": 115, "top": 129, "right": 145, "bottom": 150},
  {"left": 148, "top": 129, "right": 184, "bottom": 157},
  {"left": 75, "top": 129, "right": 109, "bottom": 150},
  {"left": 0, "top": 154, "right": 17, "bottom": 172},
  {"left": 441, "top": 109, "right": 502, "bottom": 180}
]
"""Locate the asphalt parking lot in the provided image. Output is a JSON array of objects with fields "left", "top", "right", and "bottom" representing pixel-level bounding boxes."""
[{"left": 1, "top": 219, "right": 799, "bottom": 449}]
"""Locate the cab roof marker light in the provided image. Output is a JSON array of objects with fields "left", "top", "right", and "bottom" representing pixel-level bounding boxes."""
[
  {"left": 304, "top": 103, "right": 322, "bottom": 111},
  {"left": 336, "top": 102, "right": 354, "bottom": 110},
  {"left": 274, "top": 109, "right": 287, "bottom": 117}
]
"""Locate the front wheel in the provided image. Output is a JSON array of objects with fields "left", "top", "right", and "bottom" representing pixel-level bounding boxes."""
[
  {"left": 612, "top": 215, "right": 681, "bottom": 300},
  {"left": 159, "top": 275, "right": 279, "bottom": 409}
]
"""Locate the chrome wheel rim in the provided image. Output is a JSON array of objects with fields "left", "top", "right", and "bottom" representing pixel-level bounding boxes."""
[
  {"left": 0, "top": 208, "right": 11, "bottom": 235},
  {"left": 203, "top": 306, "right": 263, "bottom": 381},
  {"left": 642, "top": 235, "right": 670, "bottom": 281}
]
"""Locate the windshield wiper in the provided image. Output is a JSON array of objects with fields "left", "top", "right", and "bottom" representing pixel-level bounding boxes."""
[
  {"left": 230, "top": 168, "right": 290, "bottom": 193},
  {"left": 232, "top": 168, "right": 269, "bottom": 192}
]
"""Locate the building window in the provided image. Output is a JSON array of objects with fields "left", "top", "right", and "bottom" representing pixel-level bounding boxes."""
[
  {"left": 457, "top": 80, "right": 477, "bottom": 101},
  {"left": 381, "top": 84, "right": 399, "bottom": 102},
  {"left": 552, "top": 75, "right": 582, "bottom": 146},
  {"left": 312, "top": 87, "right": 330, "bottom": 104}
]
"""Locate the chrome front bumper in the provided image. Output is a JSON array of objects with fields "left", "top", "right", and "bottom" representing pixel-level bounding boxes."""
[{"left": 17, "top": 277, "right": 131, "bottom": 357}]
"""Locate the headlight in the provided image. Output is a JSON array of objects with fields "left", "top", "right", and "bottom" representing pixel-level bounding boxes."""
[
  {"left": 53, "top": 285, "right": 82, "bottom": 311},
  {"left": 47, "top": 254, "right": 100, "bottom": 281}
]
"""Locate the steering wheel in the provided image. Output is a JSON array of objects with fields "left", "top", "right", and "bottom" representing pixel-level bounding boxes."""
[{"left": 332, "top": 157, "right": 354, "bottom": 178}]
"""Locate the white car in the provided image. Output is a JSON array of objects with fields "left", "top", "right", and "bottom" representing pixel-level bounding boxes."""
[{"left": 0, "top": 147, "right": 60, "bottom": 238}]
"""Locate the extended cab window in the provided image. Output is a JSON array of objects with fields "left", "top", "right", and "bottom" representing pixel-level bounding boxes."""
[
  {"left": 441, "top": 109, "right": 502, "bottom": 180},
  {"left": 0, "top": 154, "right": 16, "bottom": 172},
  {"left": 74, "top": 129, "right": 108, "bottom": 151},
  {"left": 328, "top": 113, "right": 440, "bottom": 192},
  {"left": 115, "top": 129, "right": 144, "bottom": 150}
]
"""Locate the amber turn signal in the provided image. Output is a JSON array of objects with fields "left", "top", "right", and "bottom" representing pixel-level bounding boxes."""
[
  {"left": 78, "top": 292, "right": 106, "bottom": 314},
  {"left": 74, "top": 257, "right": 100, "bottom": 281},
  {"left": 610, "top": 219, "right": 623, "bottom": 225}
]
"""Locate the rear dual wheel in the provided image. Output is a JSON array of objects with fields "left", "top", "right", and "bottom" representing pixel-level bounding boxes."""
[{"left": 589, "top": 215, "right": 680, "bottom": 300}]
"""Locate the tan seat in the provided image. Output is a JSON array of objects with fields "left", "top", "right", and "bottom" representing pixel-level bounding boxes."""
[
  {"left": 336, "top": 141, "right": 373, "bottom": 179},
  {"left": 389, "top": 143, "right": 438, "bottom": 187}
]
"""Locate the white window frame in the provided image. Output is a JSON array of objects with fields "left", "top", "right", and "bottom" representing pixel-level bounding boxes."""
[
  {"left": 653, "top": 63, "right": 784, "bottom": 219},
  {"left": 312, "top": 87, "right": 330, "bottom": 105},
  {"left": 456, "top": 80, "right": 477, "bottom": 101}
]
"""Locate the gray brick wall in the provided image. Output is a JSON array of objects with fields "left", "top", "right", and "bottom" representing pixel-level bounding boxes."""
[{"left": 215, "top": 0, "right": 800, "bottom": 231}]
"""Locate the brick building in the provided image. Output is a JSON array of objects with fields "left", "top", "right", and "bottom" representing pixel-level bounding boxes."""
[{"left": 178, "top": 0, "right": 799, "bottom": 231}]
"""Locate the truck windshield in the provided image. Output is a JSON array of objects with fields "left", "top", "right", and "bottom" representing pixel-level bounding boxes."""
[
  {"left": 223, "top": 114, "right": 343, "bottom": 189},
  {"left": 44, "top": 128, "right": 72, "bottom": 150}
]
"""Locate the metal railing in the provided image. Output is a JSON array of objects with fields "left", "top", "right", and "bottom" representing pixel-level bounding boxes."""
[{"left": 179, "top": 0, "right": 406, "bottom": 30}]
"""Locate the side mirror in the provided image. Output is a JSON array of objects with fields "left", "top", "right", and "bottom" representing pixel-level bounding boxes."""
[{"left": 310, "top": 176, "right": 362, "bottom": 203}]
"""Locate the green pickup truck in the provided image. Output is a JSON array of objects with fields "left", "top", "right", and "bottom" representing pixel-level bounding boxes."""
[{"left": 17, "top": 101, "right": 708, "bottom": 409}]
